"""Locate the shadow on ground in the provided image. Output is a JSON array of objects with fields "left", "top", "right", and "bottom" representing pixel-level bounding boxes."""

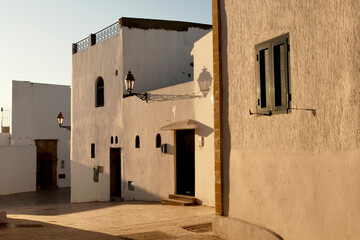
[
  {"left": 0, "top": 218, "right": 127, "bottom": 240},
  {"left": 0, "top": 188, "right": 161, "bottom": 216}
]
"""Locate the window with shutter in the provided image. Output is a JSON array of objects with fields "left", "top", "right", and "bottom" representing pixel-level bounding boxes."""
[{"left": 255, "top": 34, "right": 290, "bottom": 114}]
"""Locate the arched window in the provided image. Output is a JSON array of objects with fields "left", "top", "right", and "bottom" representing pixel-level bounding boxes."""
[
  {"left": 95, "top": 77, "right": 104, "bottom": 107},
  {"left": 110, "top": 136, "right": 113, "bottom": 144},
  {"left": 135, "top": 135, "right": 140, "bottom": 148},
  {"left": 115, "top": 136, "right": 118, "bottom": 144},
  {"left": 156, "top": 134, "right": 161, "bottom": 148}
]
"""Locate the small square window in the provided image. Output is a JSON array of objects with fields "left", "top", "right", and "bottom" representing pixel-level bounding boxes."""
[{"left": 255, "top": 33, "right": 290, "bottom": 114}]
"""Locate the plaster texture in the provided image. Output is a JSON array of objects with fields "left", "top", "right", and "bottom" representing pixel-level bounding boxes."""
[
  {"left": 71, "top": 19, "right": 213, "bottom": 205},
  {"left": 214, "top": 0, "right": 360, "bottom": 239}
]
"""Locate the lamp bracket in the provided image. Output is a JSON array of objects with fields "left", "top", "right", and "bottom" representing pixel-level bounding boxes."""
[
  {"left": 60, "top": 126, "right": 71, "bottom": 131},
  {"left": 123, "top": 92, "right": 148, "bottom": 102}
]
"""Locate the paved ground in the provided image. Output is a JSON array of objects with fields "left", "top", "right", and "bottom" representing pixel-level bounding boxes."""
[{"left": 0, "top": 188, "right": 222, "bottom": 240}]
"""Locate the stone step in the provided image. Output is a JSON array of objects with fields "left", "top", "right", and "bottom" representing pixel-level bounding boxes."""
[
  {"left": 161, "top": 198, "right": 194, "bottom": 206},
  {"left": 110, "top": 196, "right": 122, "bottom": 202},
  {"left": 0, "top": 211, "right": 7, "bottom": 227},
  {"left": 169, "top": 194, "right": 197, "bottom": 204}
]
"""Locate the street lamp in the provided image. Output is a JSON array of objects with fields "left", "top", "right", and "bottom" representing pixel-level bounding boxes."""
[
  {"left": 57, "top": 112, "right": 71, "bottom": 131},
  {"left": 123, "top": 70, "right": 148, "bottom": 102}
]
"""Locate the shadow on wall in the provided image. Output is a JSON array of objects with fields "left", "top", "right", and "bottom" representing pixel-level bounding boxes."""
[
  {"left": 197, "top": 66, "right": 213, "bottom": 97},
  {"left": 193, "top": 120, "right": 214, "bottom": 137},
  {"left": 72, "top": 161, "right": 169, "bottom": 205},
  {"left": 4, "top": 218, "right": 128, "bottom": 240},
  {"left": 221, "top": 7, "right": 231, "bottom": 218}
]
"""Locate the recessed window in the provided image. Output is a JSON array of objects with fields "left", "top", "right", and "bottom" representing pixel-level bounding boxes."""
[
  {"left": 156, "top": 134, "right": 161, "bottom": 148},
  {"left": 111, "top": 136, "right": 113, "bottom": 144},
  {"left": 135, "top": 135, "right": 140, "bottom": 148},
  {"left": 115, "top": 136, "right": 118, "bottom": 144},
  {"left": 91, "top": 143, "right": 95, "bottom": 158},
  {"left": 95, "top": 77, "right": 104, "bottom": 107},
  {"left": 255, "top": 33, "right": 290, "bottom": 114}
]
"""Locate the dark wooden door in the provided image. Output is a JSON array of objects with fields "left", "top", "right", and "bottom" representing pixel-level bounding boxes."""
[
  {"left": 35, "top": 140, "right": 58, "bottom": 190},
  {"left": 39, "top": 153, "right": 53, "bottom": 187},
  {"left": 110, "top": 148, "right": 121, "bottom": 197},
  {"left": 176, "top": 129, "right": 195, "bottom": 196}
]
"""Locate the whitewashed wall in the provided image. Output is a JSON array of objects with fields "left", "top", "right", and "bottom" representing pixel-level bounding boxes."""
[
  {"left": 71, "top": 19, "right": 212, "bottom": 203},
  {"left": 0, "top": 133, "right": 10, "bottom": 146},
  {"left": 71, "top": 33, "right": 122, "bottom": 202},
  {"left": 11, "top": 81, "right": 71, "bottom": 188},
  {"left": 0, "top": 145, "right": 36, "bottom": 195},
  {"left": 122, "top": 27, "right": 211, "bottom": 93},
  {"left": 122, "top": 32, "right": 214, "bottom": 205}
]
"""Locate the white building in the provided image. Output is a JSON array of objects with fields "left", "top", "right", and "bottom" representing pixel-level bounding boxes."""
[
  {"left": 71, "top": 18, "right": 214, "bottom": 205},
  {"left": 0, "top": 81, "right": 71, "bottom": 195}
]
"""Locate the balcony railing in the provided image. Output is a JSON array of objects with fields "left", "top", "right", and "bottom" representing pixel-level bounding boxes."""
[
  {"left": 75, "top": 37, "right": 89, "bottom": 53},
  {"left": 95, "top": 22, "right": 119, "bottom": 44},
  {"left": 73, "top": 21, "right": 119, "bottom": 54}
]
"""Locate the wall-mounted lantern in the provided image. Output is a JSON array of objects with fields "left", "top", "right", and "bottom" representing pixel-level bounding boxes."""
[
  {"left": 123, "top": 70, "right": 148, "bottom": 102},
  {"left": 57, "top": 112, "right": 71, "bottom": 131}
]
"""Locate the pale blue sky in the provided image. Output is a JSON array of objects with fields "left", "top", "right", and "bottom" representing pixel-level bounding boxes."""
[{"left": 0, "top": 0, "right": 212, "bottom": 108}]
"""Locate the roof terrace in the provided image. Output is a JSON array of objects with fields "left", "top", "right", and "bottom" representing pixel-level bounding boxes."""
[{"left": 72, "top": 17, "right": 211, "bottom": 54}]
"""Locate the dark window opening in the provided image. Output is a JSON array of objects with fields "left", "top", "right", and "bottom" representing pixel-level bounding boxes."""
[
  {"left": 274, "top": 44, "right": 283, "bottom": 107},
  {"left": 96, "top": 77, "right": 104, "bottom": 107},
  {"left": 156, "top": 134, "right": 161, "bottom": 148},
  {"left": 259, "top": 49, "right": 267, "bottom": 108},
  {"left": 91, "top": 143, "right": 95, "bottom": 158},
  {"left": 115, "top": 136, "right": 118, "bottom": 144},
  {"left": 111, "top": 136, "right": 114, "bottom": 144},
  {"left": 135, "top": 135, "right": 140, "bottom": 148}
]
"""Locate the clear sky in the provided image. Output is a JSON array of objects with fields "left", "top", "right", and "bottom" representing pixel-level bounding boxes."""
[{"left": 0, "top": 0, "right": 212, "bottom": 108}]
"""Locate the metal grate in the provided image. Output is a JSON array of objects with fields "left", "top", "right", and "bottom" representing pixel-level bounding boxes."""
[{"left": 182, "top": 222, "right": 212, "bottom": 233}]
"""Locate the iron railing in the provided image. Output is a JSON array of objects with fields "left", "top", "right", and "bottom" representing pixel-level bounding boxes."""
[
  {"left": 75, "top": 37, "right": 89, "bottom": 53},
  {"left": 95, "top": 22, "right": 119, "bottom": 44},
  {"left": 73, "top": 21, "right": 119, "bottom": 54}
]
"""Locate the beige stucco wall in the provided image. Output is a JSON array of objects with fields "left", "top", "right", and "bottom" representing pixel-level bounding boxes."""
[{"left": 216, "top": 0, "right": 360, "bottom": 239}]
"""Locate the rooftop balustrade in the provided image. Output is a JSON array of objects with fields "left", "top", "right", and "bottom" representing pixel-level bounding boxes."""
[{"left": 73, "top": 21, "right": 119, "bottom": 54}]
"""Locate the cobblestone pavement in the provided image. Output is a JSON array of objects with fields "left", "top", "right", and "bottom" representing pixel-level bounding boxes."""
[{"left": 0, "top": 189, "right": 222, "bottom": 240}]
